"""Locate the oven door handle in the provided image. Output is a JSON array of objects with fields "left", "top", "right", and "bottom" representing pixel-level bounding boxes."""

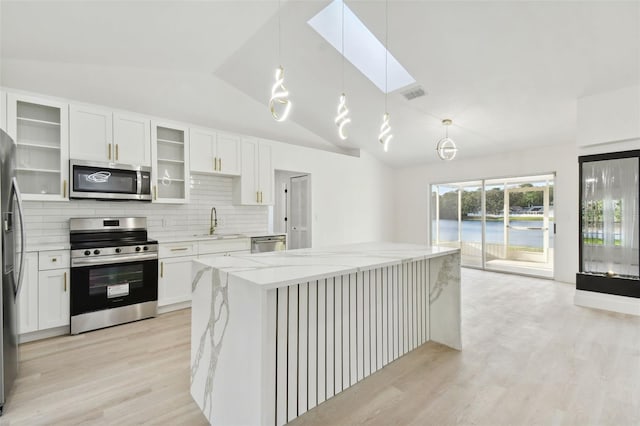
[{"left": 71, "top": 253, "right": 158, "bottom": 267}]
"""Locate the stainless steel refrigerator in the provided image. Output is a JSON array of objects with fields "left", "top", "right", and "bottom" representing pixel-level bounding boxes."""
[{"left": 0, "top": 129, "right": 25, "bottom": 415}]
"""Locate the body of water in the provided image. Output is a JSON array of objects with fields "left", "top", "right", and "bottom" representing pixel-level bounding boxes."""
[{"left": 434, "top": 219, "right": 554, "bottom": 248}]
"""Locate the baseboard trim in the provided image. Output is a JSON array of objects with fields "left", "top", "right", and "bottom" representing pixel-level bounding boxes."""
[
  {"left": 574, "top": 290, "right": 640, "bottom": 316},
  {"left": 19, "top": 326, "right": 70, "bottom": 344},
  {"left": 157, "top": 301, "right": 191, "bottom": 314}
]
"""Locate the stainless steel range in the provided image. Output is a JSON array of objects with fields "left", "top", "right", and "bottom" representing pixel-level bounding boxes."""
[{"left": 69, "top": 217, "right": 158, "bottom": 334}]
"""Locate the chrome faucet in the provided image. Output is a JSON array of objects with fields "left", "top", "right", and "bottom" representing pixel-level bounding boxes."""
[{"left": 210, "top": 207, "right": 218, "bottom": 235}]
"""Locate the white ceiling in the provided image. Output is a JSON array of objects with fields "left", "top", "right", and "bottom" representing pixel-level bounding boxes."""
[{"left": 1, "top": 1, "right": 639, "bottom": 167}]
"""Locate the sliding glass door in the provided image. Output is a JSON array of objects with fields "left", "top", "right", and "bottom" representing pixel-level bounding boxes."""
[{"left": 431, "top": 174, "right": 554, "bottom": 278}]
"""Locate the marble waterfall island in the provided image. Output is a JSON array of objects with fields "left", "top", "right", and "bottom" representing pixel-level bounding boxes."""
[{"left": 190, "top": 242, "right": 461, "bottom": 425}]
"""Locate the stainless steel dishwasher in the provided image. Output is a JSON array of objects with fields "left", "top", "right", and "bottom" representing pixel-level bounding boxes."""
[{"left": 251, "top": 235, "right": 286, "bottom": 253}]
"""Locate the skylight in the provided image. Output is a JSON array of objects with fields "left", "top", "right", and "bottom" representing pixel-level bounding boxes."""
[{"left": 307, "top": 0, "right": 416, "bottom": 94}]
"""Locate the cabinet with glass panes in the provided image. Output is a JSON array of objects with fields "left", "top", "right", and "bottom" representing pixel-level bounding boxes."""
[
  {"left": 7, "top": 94, "right": 69, "bottom": 201},
  {"left": 578, "top": 150, "right": 640, "bottom": 298},
  {"left": 151, "top": 122, "right": 189, "bottom": 203}
]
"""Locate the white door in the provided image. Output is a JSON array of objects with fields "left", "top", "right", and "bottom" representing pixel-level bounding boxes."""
[
  {"left": 216, "top": 133, "right": 241, "bottom": 175},
  {"left": 38, "top": 269, "right": 70, "bottom": 329},
  {"left": 69, "top": 104, "right": 112, "bottom": 161},
  {"left": 190, "top": 129, "right": 216, "bottom": 173},
  {"left": 289, "top": 175, "right": 311, "bottom": 249},
  {"left": 158, "top": 256, "right": 195, "bottom": 306},
  {"left": 113, "top": 113, "right": 151, "bottom": 166},
  {"left": 17, "top": 252, "right": 39, "bottom": 334}
]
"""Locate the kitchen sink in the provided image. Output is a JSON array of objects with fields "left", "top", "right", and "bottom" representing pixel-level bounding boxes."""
[{"left": 190, "top": 233, "right": 244, "bottom": 240}]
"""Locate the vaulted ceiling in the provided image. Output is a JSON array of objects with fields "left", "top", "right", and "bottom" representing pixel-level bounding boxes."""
[{"left": 1, "top": 1, "right": 639, "bottom": 167}]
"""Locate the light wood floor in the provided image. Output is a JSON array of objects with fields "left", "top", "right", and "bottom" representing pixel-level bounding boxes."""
[
  {"left": 2, "top": 269, "right": 640, "bottom": 425},
  {"left": 0, "top": 309, "right": 208, "bottom": 425}
]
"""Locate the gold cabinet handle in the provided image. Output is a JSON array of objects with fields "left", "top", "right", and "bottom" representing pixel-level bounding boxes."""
[
  {"left": 256, "top": 191, "right": 259, "bottom": 203},
  {"left": 170, "top": 247, "right": 189, "bottom": 252},
  {"left": 64, "top": 272, "right": 67, "bottom": 292},
  {"left": 154, "top": 185, "right": 157, "bottom": 201},
  {"left": 115, "top": 144, "right": 119, "bottom": 161},
  {"left": 108, "top": 143, "right": 112, "bottom": 160},
  {"left": 62, "top": 179, "right": 67, "bottom": 198},
  {"left": 219, "top": 158, "right": 222, "bottom": 171},
  {"left": 213, "top": 157, "right": 217, "bottom": 171},
  {"left": 160, "top": 262, "right": 164, "bottom": 278}
]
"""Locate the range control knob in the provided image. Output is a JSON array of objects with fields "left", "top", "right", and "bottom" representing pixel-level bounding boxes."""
[
  {"left": 115, "top": 248, "right": 122, "bottom": 254},
  {"left": 143, "top": 246, "right": 149, "bottom": 251},
  {"left": 93, "top": 249, "right": 101, "bottom": 255},
  {"left": 135, "top": 246, "right": 142, "bottom": 252},
  {"left": 84, "top": 250, "right": 91, "bottom": 256}
]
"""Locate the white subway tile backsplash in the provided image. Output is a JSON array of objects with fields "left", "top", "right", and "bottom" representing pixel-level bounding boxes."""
[{"left": 24, "top": 173, "right": 268, "bottom": 247}]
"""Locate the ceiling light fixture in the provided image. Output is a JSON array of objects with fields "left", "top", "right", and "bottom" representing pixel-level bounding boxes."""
[
  {"left": 335, "top": 0, "right": 351, "bottom": 140},
  {"left": 269, "top": 0, "right": 291, "bottom": 122},
  {"left": 378, "top": 0, "right": 393, "bottom": 152},
  {"left": 436, "top": 119, "right": 458, "bottom": 161}
]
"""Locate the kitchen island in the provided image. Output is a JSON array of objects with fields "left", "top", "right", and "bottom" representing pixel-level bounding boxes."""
[{"left": 190, "top": 242, "right": 461, "bottom": 425}]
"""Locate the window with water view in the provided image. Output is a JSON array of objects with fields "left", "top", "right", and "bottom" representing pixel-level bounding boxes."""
[{"left": 431, "top": 174, "right": 554, "bottom": 278}]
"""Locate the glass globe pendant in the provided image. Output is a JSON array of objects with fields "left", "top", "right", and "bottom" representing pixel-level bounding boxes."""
[{"left": 436, "top": 119, "right": 457, "bottom": 161}]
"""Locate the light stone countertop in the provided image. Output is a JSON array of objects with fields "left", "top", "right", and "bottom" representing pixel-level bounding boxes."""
[
  {"left": 25, "top": 242, "right": 71, "bottom": 252},
  {"left": 194, "top": 241, "right": 459, "bottom": 290},
  {"left": 153, "top": 232, "right": 285, "bottom": 244}
]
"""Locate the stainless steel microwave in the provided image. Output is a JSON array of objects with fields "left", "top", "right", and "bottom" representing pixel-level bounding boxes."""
[{"left": 70, "top": 160, "right": 152, "bottom": 201}]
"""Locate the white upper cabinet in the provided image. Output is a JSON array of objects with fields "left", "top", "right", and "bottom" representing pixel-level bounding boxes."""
[
  {"left": 216, "top": 133, "right": 241, "bottom": 175},
  {"left": 257, "top": 142, "right": 273, "bottom": 205},
  {"left": 189, "top": 128, "right": 240, "bottom": 176},
  {"left": 234, "top": 138, "right": 273, "bottom": 205},
  {"left": 151, "top": 121, "right": 189, "bottom": 203},
  {"left": 0, "top": 90, "right": 7, "bottom": 132},
  {"left": 70, "top": 104, "right": 151, "bottom": 166},
  {"left": 113, "top": 112, "right": 151, "bottom": 165},
  {"left": 189, "top": 128, "right": 216, "bottom": 173},
  {"left": 7, "top": 93, "right": 70, "bottom": 201},
  {"left": 69, "top": 104, "right": 113, "bottom": 162}
]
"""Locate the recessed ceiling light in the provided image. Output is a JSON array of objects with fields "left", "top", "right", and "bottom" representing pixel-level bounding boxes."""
[{"left": 308, "top": 0, "right": 416, "bottom": 94}]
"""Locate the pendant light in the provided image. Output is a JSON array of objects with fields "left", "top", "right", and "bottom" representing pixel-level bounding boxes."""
[
  {"left": 378, "top": 0, "right": 393, "bottom": 152},
  {"left": 436, "top": 119, "right": 458, "bottom": 161},
  {"left": 335, "top": 0, "right": 351, "bottom": 140},
  {"left": 269, "top": 0, "right": 291, "bottom": 122}
]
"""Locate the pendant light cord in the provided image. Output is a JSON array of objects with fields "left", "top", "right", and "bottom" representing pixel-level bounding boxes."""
[
  {"left": 385, "top": 0, "right": 388, "bottom": 111},
  {"left": 278, "top": 0, "right": 281, "bottom": 64},
  {"left": 341, "top": 0, "right": 345, "bottom": 93}
]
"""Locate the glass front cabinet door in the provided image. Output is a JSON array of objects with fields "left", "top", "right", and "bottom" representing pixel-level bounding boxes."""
[
  {"left": 151, "top": 121, "right": 189, "bottom": 203},
  {"left": 578, "top": 150, "right": 640, "bottom": 298},
  {"left": 7, "top": 94, "right": 69, "bottom": 201}
]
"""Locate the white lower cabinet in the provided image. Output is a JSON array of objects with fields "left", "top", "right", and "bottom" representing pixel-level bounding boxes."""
[
  {"left": 18, "top": 250, "right": 70, "bottom": 338},
  {"left": 38, "top": 269, "right": 70, "bottom": 330},
  {"left": 158, "top": 255, "right": 195, "bottom": 307},
  {"left": 157, "top": 238, "right": 250, "bottom": 311},
  {"left": 17, "top": 252, "right": 39, "bottom": 334}
]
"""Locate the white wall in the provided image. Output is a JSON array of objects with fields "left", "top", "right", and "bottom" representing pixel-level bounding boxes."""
[
  {"left": 394, "top": 143, "right": 578, "bottom": 284},
  {"left": 270, "top": 142, "right": 395, "bottom": 247},
  {"left": 577, "top": 85, "right": 640, "bottom": 150}
]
